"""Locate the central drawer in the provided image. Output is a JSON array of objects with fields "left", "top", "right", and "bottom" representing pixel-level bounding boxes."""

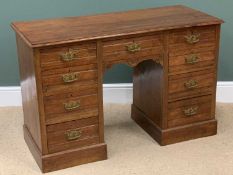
[{"left": 103, "top": 34, "right": 163, "bottom": 63}]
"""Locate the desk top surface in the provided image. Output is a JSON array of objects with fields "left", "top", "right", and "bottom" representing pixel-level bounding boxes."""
[{"left": 12, "top": 5, "right": 223, "bottom": 47}]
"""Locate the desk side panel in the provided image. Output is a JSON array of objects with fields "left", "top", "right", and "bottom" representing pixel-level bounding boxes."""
[
  {"left": 133, "top": 60, "right": 163, "bottom": 127},
  {"left": 211, "top": 24, "right": 221, "bottom": 118},
  {"left": 16, "top": 34, "right": 42, "bottom": 151}
]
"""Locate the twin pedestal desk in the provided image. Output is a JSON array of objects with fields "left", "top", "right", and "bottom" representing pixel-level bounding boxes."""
[{"left": 12, "top": 5, "right": 223, "bottom": 173}]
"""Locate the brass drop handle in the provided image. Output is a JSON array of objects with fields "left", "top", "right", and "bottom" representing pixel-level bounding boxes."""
[
  {"left": 184, "top": 80, "right": 198, "bottom": 89},
  {"left": 64, "top": 100, "right": 80, "bottom": 111},
  {"left": 62, "top": 72, "right": 79, "bottom": 83},
  {"left": 185, "top": 54, "right": 199, "bottom": 64},
  {"left": 65, "top": 129, "right": 82, "bottom": 141},
  {"left": 60, "top": 48, "right": 78, "bottom": 61},
  {"left": 126, "top": 42, "right": 141, "bottom": 53},
  {"left": 183, "top": 106, "right": 198, "bottom": 116},
  {"left": 184, "top": 34, "right": 200, "bottom": 44}
]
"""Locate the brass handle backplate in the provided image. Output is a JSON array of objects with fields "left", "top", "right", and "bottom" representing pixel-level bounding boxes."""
[
  {"left": 65, "top": 129, "right": 82, "bottom": 141},
  {"left": 62, "top": 72, "right": 78, "bottom": 83},
  {"left": 185, "top": 54, "right": 199, "bottom": 64},
  {"left": 184, "top": 34, "right": 200, "bottom": 44},
  {"left": 60, "top": 48, "right": 78, "bottom": 61},
  {"left": 64, "top": 100, "right": 80, "bottom": 111},
  {"left": 184, "top": 80, "right": 198, "bottom": 89},
  {"left": 126, "top": 43, "right": 141, "bottom": 53},
  {"left": 183, "top": 106, "right": 199, "bottom": 116}
]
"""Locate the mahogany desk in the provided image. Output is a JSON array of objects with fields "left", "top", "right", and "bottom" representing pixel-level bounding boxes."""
[{"left": 11, "top": 5, "right": 223, "bottom": 172}]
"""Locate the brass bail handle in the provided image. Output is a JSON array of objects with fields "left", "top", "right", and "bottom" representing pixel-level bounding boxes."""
[
  {"left": 60, "top": 48, "right": 78, "bottom": 61},
  {"left": 64, "top": 100, "right": 80, "bottom": 111},
  {"left": 184, "top": 33, "right": 200, "bottom": 44},
  {"left": 65, "top": 129, "right": 82, "bottom": 141},
  {"left": 183, "top": 106, "right": 199, "bottom": 116},
  {"left": 185, "top": 54, "right": 199, "bottom": 64},
  {"left": 184, "top": 79, "right": 198, "bottom": 89},
  {"left": 62, "top": 72, "right": 79, "bottom": 83},
  {"left": 126, "top": 42, "right": 141, "bottom": 53}
]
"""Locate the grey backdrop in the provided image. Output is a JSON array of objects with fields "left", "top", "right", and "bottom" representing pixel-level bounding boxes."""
[{"left": 0, "top": 0, "right": 231, "bottom": 86}]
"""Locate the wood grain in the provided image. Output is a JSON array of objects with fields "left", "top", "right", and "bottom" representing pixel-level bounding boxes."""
[
  {"left": 211, "top": 25, "right": 221, "bottom": 119},
  {"left": 103, "top": 33, "right": 163, "bottom": 58},
  {"left": 16, "top": 34, "right": 43, "bottom": 151},
  {"left": 12, "top": 5, "right": 223, "bottom": 172},
  {"left": 11, "top": 5, "right": 223, "bottom": 47},
  {"left": 97, "top": 41, "right": 105, "bottom": 143},
  {"left": 42, "top": 144, "right": 107, "bottom": 173},
  {"left": 42, "top": 69, "right": 97, "bottom": 87},
  {"left": 169, "top": 51, "right": 215, "bottom": 74},
  {"left": 168, "top": 25, "right": 216, "bottom": 44},
  {"left": 46, "top": 108, "right": 99, "bottom": 125},
  {"left": 168, "top": 95, "right": 212, "bottom": 128},
  {"left": 23, "top": 125, "right": 43, "bottom": 170},
  {"left": 132, "top": 104, "right": 217, "bottom": 146},
  {"left": 162, "top": 119, "right": 217, "bottom": 145},
  {"left": 168, "top": 69, "right": 215, "bottom": 101},
  {"left": 40, "top": 42, "right": 96, "bottom": 71},
  {"left": 44, "top": 94, "right": 98, "bottom": 115},
  {"left": 43, "top": 80, "right": 98, "bottom": 97},
  {"left": 47, "top": 122, "right": 99, "bottom": 153},
  {"left": 47, "top": 125, "right": 98, "bottom": 145},
  {"left": 133, "top": 60, "right": 163, "bottom": 127}
]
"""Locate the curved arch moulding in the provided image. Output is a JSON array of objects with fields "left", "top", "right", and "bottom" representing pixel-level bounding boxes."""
[{"left": 103, "top": 55, "right": 164, "bottom": 72}]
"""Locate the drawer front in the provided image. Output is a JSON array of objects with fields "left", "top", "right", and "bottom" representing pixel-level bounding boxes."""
[
  {"left": 168, "top": 26, "right": 216, "bottom": 57},
  {"left": 44, "top": 94, "right": 98, "bottom": 124},
  {"left": 40, "top": 42, "right": 97, "bottom": 71},
  {"left": 44, "top": 94, "right": 98, "bottom": 118},
  {"left": 44, "top": 83, "right": 98, "bottom": 101},
  {"left": 46, "top": 108, "right": 99, "bottom": 125},
  {"left": 169, "top": 51, "right": 215, "bottom": 74},
  {"left": 42, "top": 69, "right": 97, "bottom": 87},
  {"left": 41, "top": 63, "right": 97, "bottom": 76},
  {"left": 168, "top": 69, "right": 215, "bottom": 101},
  {"left": 43, "top": 80, "right": 98, "bottom": 97},
  {"left": 47, "top": 117, "right": 99, "bottom": 153},
  {"left": 103, "top": 34, "right": 163, "bottom": 62},
  {"left": 168, "top": 95, "right": 212, "bottom": 128}
]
